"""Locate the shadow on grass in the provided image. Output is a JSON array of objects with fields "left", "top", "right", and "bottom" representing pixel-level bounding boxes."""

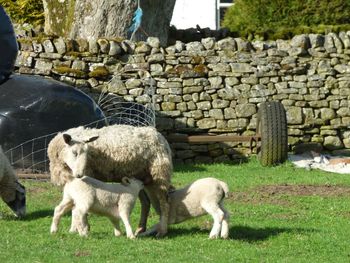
[
  {"left": 174, "top": 158, "right": 249, "bottom": 174},
  {"left": 229, "top": 225, "right": 315, "bottom": 242},
  {"left": 22, "top": 209, "right": 54, "bottom": 221},
  {"left": 173, "top": 164, "right": 208, "bottom": 173},
  {"left": 0, "top": 209, "right": 53, "bottom": 221},
  {"left": 142, "top": 225, "right": 316, "bottom": 242}
]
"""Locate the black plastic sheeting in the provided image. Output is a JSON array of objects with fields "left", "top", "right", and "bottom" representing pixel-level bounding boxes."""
[
  {"left": 0, "top": 5, "right": 18, "bottom": 84},
  {"left": 0, "top": 74, "right": 106, "bottom": 153}
]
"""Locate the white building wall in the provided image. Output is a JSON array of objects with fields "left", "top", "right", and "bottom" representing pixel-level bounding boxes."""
[{"left": 170, "top": 0, "right": 217, "bottom": 30}]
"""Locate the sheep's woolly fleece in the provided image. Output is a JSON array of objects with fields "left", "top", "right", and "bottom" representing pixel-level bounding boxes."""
[
  {"left": 47, "top": 125, "right": 173, "bottom": 188},
  {"left": 289, "top": 152, "right": 350, "bottom": 174}
]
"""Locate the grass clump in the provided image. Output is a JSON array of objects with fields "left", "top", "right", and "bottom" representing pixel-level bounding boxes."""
[
  {"left": 223, "top": 0, "right": 350, "bottom": 40},
  {"left": 1, "top": 159, "right": 350, "bottom": 262}
]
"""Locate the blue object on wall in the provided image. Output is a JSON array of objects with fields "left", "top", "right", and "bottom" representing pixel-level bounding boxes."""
[{"left": 128, "top": 0, "right": 143, "bottom": 40}]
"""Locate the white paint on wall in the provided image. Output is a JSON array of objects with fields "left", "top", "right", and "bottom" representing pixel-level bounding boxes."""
[{"left": 170, "top": 0, "right": 217, "bottom": 30}]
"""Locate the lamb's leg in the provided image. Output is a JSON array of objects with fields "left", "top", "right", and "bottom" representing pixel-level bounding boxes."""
[
  {"left": 108, "top": 216, "right": 122, "bottom": 237},
  {"left": 50, "top": 197, "right": 74, "bottom": 234},
  {"left": 135, "top": 189, "right": 150, "bottom": 235},
  {"left": 202, "top": 203, "right": 224, "bottom": 239},
  {"left": 119, "top": 211, "right": 135, "bottom": 239},
  {"left": 74, "top": 207, "right": 89, "bottom": 237},
  {"left": 219, "top": 204, "right": 230, "bottom": 239},
  {"left": 69, "top": 209, "right": 78, "bottom": 233}
]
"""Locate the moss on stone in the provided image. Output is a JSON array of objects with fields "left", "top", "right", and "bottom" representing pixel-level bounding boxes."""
[
  {"left": 88, "top": 66, "right": 110, "bottom": 79},
  {"left": 45, "top": 0, "right": 75, "bottom": 37},
  {"left": 191, "top": 56, "right": 205, "bottom": 64},
  {"left": 17, "top": 38, "right": 33, "bottom": 45},
  {"left": 107, "top": 37, "right": 125, "bottom": 43},
  {"left": 53, "top": 66, "right": 87, "bottom": 78},
  {"left": 194, "top": 64, "right": 209, "bottom": 75}
]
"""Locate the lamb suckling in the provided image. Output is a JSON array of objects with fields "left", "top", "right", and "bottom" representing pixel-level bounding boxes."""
[
  {"left": 50, "top": 176, "right": 144, "bottom": 239},
  {"left": 0, "top": 145, "right": 26, "bottom": 218},
  {"left": 47, "top": 124, "right": 173, "bottom": 237},
  {"left": 142, "top": 177, "right": 230, "bottom": 239}
]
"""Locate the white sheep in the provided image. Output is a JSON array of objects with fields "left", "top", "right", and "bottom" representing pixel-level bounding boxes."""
[
  {"left": 47, "top": 124, "right": 173, "bottom": 237},
  {"left": 50, "top": 176, "right": 144, "bottom": 239},
  {"left": 0, "top": 145, "right": 26, "bottom": 217},
  {"left": 142, "top": 177, "right": 230, "bottom": 239}
]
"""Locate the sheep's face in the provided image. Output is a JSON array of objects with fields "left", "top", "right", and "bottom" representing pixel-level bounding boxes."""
[
  {"left": 62, "top": 134, "right": 98, "bottom": 178},
  {"left": 63, "top": 142, "right": 89, "bottom": 178},
  {"left": 5, "top": 181, "right": 26, "bottom": 218},
  {"left": 122, "top": 177, "right": 144, "bottom": 193}
]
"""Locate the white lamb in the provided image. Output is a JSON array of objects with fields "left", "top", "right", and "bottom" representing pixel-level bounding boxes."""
[
  {"left": 47, "top": 124, "right": 173, "bottom": 237},
  {"left": 0, "top": 146, "right": 26, "bottom": 218},
  {"left": 50, "top": 176, "right": 144, "bottom": 239},
  {"left": 142, "top": 177, "right": 230, "bottom": 239}
]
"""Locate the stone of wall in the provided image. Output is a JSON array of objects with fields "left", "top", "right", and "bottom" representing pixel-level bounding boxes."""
[{"left": 14, "top": 33, "right": 350, "bottom": 163}]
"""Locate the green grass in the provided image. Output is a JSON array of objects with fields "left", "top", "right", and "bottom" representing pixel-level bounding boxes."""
[{"left": 1, "top": 158, "right": 350, "bottom": 262}]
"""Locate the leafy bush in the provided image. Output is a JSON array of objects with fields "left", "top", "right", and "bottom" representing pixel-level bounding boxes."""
[
  {"left": 0, "top": 0, "right": 44, "bottom": 25},
  {"left": 222, "top": 0, "right": 350, "bottom": 40}
]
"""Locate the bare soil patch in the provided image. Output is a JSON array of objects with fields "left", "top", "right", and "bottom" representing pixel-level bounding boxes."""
[
  {"left": 257, "top": 184, "right": 350, "bottom": 197},
  {"left": 229, "top": 184, "right": 350, "bottom": 205}
]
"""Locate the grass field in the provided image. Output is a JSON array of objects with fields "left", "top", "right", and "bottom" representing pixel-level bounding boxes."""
[{"left": 1, "top": 158, "right": 350, "bottom": 263}]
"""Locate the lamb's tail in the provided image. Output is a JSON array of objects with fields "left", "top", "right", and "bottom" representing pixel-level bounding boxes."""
[{"left": 219, "top": 181, "right": 229, "bottom": 198}]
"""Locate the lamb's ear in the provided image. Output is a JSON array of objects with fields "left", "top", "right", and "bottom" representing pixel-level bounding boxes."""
[
  {"left": 121, "top": 177, "right": 130, "bottom": 186},
  {"left": 63, "top": 134, "right": 73, "bottom": 145},
  {"left": 85, "top": 136, "right": 99, "bottom": 143}
]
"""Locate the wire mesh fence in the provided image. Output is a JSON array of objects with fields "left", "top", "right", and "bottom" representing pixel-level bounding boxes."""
[{"left": 5, "top": 76, "right": 156, "bottom": 175}]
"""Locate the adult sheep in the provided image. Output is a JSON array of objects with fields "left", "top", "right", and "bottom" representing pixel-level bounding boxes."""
[
  {"left": 47, "top": 124, "right": 173, "bottom": 237},
  {"left": 0, "top": 146, "right": 26, "bottom": 218}
]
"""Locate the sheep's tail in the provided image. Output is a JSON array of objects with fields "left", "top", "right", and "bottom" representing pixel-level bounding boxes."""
[{"left": 219, "top": 181, "right": 229, "bottom": 198}]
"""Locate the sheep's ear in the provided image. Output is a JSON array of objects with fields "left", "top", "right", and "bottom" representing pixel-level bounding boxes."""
[
  {"left": 85, "top": 136, "right": 99, "bottom": 143},
  {"left": 63, "top": 134, "right": 73, "bottom": 145},
  {"left": 121, "top": 177, "right": 130, "bottom": 186}
]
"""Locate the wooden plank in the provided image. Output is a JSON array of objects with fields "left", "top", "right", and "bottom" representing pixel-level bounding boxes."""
[
  {"left": 17, "top": 173, "right": 50, "bottom": 180},
  {"left": 167, "top": 134, "right": 261, "bottom": 143}
]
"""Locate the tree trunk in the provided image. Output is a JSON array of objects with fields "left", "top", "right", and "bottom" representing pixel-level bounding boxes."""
[{"left": 43, "top": 0, "right": 176, "bottom": 45}]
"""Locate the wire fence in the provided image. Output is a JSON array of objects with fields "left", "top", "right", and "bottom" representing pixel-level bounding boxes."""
[{"left": 5, "top": 76, "right": 156, "bottom": 176}]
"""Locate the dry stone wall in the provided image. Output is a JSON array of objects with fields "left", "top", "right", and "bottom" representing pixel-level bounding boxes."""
[{"left": 15, "top": 33, "right": 350, "bottom": 163}]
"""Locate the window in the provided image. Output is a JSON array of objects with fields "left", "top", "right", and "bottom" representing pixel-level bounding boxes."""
[{"left": 216, "top": 0, "right": 234, "bottom": 29}]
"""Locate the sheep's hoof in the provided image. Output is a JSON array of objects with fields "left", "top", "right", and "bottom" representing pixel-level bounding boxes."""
[
  {"left": 137, "top": 229, "right": 157, "bottom": 237},
  {"left": 69, "top": 228, "right": 78, "bottom": 234},
  {"left": 127, "top": 235, "right": 136, "bottom": 239},
  {"left": 50, "top": 225, "right": 58, "bottom": 234},
  {"left": 79, "top": 232, "right": 88, "bottom": 237},
  {"left": 114, "top": 230, "right": 122, "bottom": 237},
  {"left": 155, "top": 231, "right": 167, "bottom": 238},
  {"left": 134, "top": 226, "right": 146, "bottom": 236},
  {"left": 221, "top": 233, "right": 229, "bottom": 239}
]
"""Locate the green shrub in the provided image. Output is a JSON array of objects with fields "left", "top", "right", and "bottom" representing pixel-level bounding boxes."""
[
  {"left": 222, "top": 0, "right": 350, "bottom": 40},
  {"left": 0, "top": 0, "right": 44, "bottom": 25}
]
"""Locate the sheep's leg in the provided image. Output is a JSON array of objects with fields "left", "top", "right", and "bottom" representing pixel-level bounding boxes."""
[
  {"left": 219, "top": 204, "right": 230, "bottom": 239},
  {"left": 202, "top": 203, "right": 224, "bottom": 239},
  {"left": 137, "top": 223, "right": 159, "bottom": 237},
  {"left": 119, "top": 211, "right": 135, "bottom": 239},
  {"left": 69, "top": 209, "right": 78, "bottom": 233},
  {"left": 154, "top": 189, "right": 169, "bottom": 237},
  {"left": 108, "top": 216, "right": 122, "bottom": 237},
  {"left": 135, "top": 189, "right": 150, "bottom": 235},
  {"left": 74, "top": 207, "right": 89, "bottom": 237},
  {"left": 143, "top": 185, "right": 169, "bottom": 237},
  {"left": 50, "top": 197, "right": 74, "bottom": 234}
]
